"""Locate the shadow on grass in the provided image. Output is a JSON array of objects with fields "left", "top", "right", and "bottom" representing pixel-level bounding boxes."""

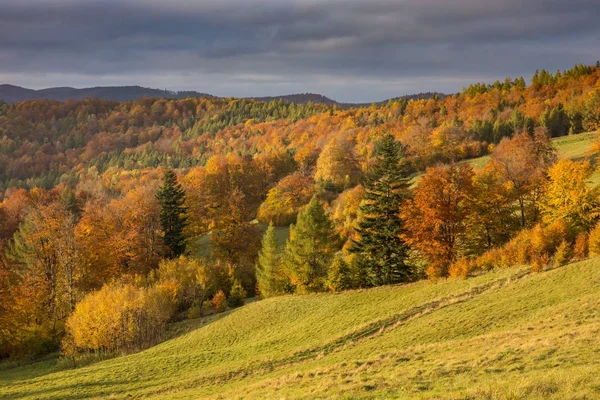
[{"left": 1, "top": 378, "right": 160, "bottom": 400}]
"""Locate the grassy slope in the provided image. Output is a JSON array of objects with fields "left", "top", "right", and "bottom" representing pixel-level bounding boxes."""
[{"left": 2, "top": 259, "right": 600, "bottom": 399}]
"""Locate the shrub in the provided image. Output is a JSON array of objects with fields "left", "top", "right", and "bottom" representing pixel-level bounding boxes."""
[
  {"left": 187, "top": 303, "right": 202, "bottom": 319},
  {"left": 588, "top": 221, "right": 600, "bottom": 256},
  {"left": 326, "top": 254, "right": 353, "bottom": 291},
  {"left": 202, "top": 300, "right": 213, "bottom": 315},
  {"left": 212, "top": 290, "right": 227, "bottom": 313},
  {"left": 449, "top": 257, "right": 472, "bottom": 278},
  {"left": 65, "top": 283, "right": 175, "bottom": 354},
  {"left": 227, "top": 280, "right": 246, "bottom": 308},
  {"left": 471, "top": 221, "right": 569, "bottom": 272},
  {"left": 553, "top": 240, "right": 573, "bottom": 267},
  {"left": 157, "top": 256, "right": 213, "bottom": 312},
  {"left": 574, "top": 232, "right": 589, "bottom": 259},
  {"left": 531, "top": 253, "right": 551, "bottom": 272}
]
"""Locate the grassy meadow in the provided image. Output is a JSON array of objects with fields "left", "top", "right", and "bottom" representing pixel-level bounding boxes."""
[{"left": 1, "top": 258, "right": 600, "bottom": 399}]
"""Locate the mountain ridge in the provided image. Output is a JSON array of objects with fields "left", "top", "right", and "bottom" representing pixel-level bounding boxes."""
[{"left": 0, "top": 84, "right": 443, "bottom": 106}]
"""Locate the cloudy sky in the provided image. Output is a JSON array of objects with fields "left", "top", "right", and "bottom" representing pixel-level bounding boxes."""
[{"left": 0, "top": 0, "right": 599, "bottom": 102}]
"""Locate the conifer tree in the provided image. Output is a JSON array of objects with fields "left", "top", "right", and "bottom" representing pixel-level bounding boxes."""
[
  {"left": 256, "top": 223, "right": 285, "bottom": 298},
  {"left": 157, "top": 169, "right": 187, "bottom": 258},
  {"left": 350, "top": 133, "right": 412, "bottom": 287},
  {"left": 283, "top": 196, "right": 340, "bottom": 293},
  {"left": 60, "top": 187, "right": 80, "bottom": 219}
]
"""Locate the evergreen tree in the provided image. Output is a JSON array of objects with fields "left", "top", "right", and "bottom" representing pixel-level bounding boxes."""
[
  {"left": 256, "top": 223, "right": 285, "bottom": 298},
  {"left": 60, "top": 187, "right": 80, "bottom": 219},
  {"left": 350, "top": 133, "right": 412, "bottom": 287},
  {"left": 283, "top": 196, "right": 340, "bottom": 293},
  {"left": 157, "top": 169, "right": 187, "bottom": 258}
]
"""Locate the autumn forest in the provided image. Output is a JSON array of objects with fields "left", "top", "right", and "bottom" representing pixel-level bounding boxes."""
[{"left": 2, "top": 62, "right": 600, "bottom": 362}]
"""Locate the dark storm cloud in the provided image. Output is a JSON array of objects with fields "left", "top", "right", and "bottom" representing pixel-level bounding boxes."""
[{"left": 0, "top": 0, "right": 598, "bottom": 102}]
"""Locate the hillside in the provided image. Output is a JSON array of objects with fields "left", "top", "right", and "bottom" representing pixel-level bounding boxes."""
[
  {"left": 466, "top": 131, "right": 599, "bottom": 171},
  {"left": 1, "top": 259, "right": 599, "bottom": 399}
]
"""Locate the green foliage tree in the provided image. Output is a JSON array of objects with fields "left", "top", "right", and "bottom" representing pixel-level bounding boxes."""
[
  {"left": 350, "top": 133, "right": 412, "bottom": 287},
  {"left": 283, "top": 197, "right": 341, "bottom": 293},
  {"left": 157, "top": 169, "right": 188, "bottom": 258},
  {"left": 256, "top": 224, "right": 287, "bottom": 298},
  {"left": 227, "top": 279, "right": 247, "bottom": 308},
  {"left": 326, "top": 253, "right": 353, "bottom": 292}
]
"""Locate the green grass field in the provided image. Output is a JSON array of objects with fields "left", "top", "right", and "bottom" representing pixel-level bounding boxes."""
[{"left": 2, "top": 258, "right": 600, "bottom": 399}]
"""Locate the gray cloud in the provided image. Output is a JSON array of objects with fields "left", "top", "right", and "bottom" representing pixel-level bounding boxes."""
[{"left": 0, "top": 0, "right": 598, "bottom": 102}]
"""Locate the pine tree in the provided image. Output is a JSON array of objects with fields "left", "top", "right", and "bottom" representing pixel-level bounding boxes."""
[
  {"left": 157, "top": 169, "right": 187, "bottom": 258},
  {"left": 283, "top": 196, "right": 340, "bottom": 293},
  {"left": 350, "top": 133, "right": 412, "bottom": 287},
  {"left": 256, "top": 223, "right": 285, "bottom": 298}
]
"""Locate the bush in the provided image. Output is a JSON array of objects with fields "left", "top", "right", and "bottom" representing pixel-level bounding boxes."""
[
  {"left": 588, "top": 221, "right": 600, "bottom": 256},
  {"left": 449, "top": 257, "right": 472, "bottom": 278},
  {"left": 65, "top": 283, "right": 175, "bottom": 354},
  {"left": 187, "top": 303, "right": 202, "bottom": 319},
  {"left": 227, "top": 280, "right": 247, "bottom": 308},
  {"left": 157, "top": 256, "right": 213, "bottom": 312},
  {"left": 326, "top": 254, "right": 353, "bottom": 291},
  {"left": 553, "top": 240, "right": 573, "bottom": 267},
  {"left": 471, "top": 221, "right": 569, "bottom": 272},
  {"left": 212, "top": 290, "right": 227, "bottom": 313},
  {"left": 574, "top": 232, "right": 589, "bottom": 259}
]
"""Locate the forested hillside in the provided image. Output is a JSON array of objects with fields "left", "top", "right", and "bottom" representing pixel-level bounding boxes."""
[{"left": 2, "top": 63, "right": 600, "bottom": 361}]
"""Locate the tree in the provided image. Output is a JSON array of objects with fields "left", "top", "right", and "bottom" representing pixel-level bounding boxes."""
[
  {"left": 256, "top": 224, "right": 286, "bottom": 298},
  {"left": 157, "top": 169, "right": 188, "bottom": 258},
  {"left": 326, "top": 253, "right": 353, "bottom": 292},
  {"left": 8, "top": 201, "right": 81, "bottom": 344},
  {"left": 257, "top": 173, "right": 315, "bottom": 226},
  {"left": 490, "top": 130, "right": 556, "bottom": 227},
  {"left": 314, "top": 138, "right": 361, "bottom": 191},
  {"left": 349, "top": 133, "right": 412, "bottom": 286},
  {"left": 404, "top": 164, "right": 474, "bottom": 279},
  {"left": 465, "top": 167, "right": 520, "bottom": 254},
  {"left": 283, "top": 196, "right": 341, "bottom": 293},
  {"left": 210, "top": 188, "right": 261, "bottom": 291},
  {"left": 541, "top": 159, "right": 600, "bottom": 234}
]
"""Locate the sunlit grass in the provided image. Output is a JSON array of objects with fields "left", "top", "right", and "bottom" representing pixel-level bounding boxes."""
[{"left": 1, "top": 259, "right": 599, "bottom": 399}]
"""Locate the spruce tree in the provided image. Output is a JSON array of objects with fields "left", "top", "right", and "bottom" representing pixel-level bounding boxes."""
[
  {"left": 283, "top": 196, "right": 340, "bottom": 293},
  {"left": 350, "top": 132, "right": 412, "bottom": 287},
  {"left": 256, "top": 223, "right": 284, "bottom": 298},
  {"left": 157, "top": 169, "right": 187, "bottom": 258}
]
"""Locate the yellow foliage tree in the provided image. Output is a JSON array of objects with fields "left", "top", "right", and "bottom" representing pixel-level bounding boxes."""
[{"left": 541, "top": 159, "right": 600, "bottom": 233}]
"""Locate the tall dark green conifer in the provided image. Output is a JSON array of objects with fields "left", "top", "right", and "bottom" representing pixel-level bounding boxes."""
[
  {"left": 157, "top": 169, "right": 188, "bottom": 258},
  {"left": 350, "top": 133, "right": 412, "bottom": 286}
]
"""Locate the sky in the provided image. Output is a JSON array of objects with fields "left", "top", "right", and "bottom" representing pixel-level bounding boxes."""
[{"left": 0, "top": 0, "right": 599, "bottom": 103}]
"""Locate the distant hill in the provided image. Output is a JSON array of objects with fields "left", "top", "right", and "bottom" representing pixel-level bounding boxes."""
[
  {"left": 0, "top": 84, "right": 214, "bottom": 103},
  {"left": 251, "top": 93, "right": 339, "bottom": 105},
  {"left": 0, "top": 84, "right": 444, "bottom": 106},
  {"left": 252, "top": 92, "right": 446, "bottom": 108}
]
